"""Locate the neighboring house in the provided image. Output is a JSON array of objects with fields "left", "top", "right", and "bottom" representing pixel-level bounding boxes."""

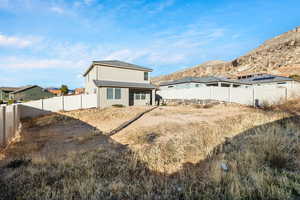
[
  {"left": 46, "top": 88, "right": 62, "bottom": 96},
  {"left": 83, "top": 60, "right": 156, "bottom": 107},
  {"left": 159, "top": 76, "right": 249, "bottom": 90},
  {"left": 75, "top": 88, "right": 85, "bottom": 95},
  {"left": 0, "top": 87, "right": 20, "bottom": 101},
  {"left": 9, "top": 85, "right": 55, "bottom": 101},
  {"left": 68, "top": 89, "right": 75, "bottom": 95},
  {"left": 236, "top": 74, "right": 297, "bottom": 88},
  {"left": 159, "top": 74, "right": 299, "bottom": 90}
]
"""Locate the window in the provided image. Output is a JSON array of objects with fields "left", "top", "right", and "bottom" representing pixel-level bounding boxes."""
[
  {"left": 141, "top": 93, "right": 146, "bottom": 100},
  {"left": 144, "top": 72, "right": 149, "bottom": 81},
  {"left": 277, "top": 82, "right": 287, "bottom": 85},
  {"left": 107, "top": 88, "right": 122, "bottom": 100},
  {"left": 135, "top": 93, "right": 141, "bottom": 100},
  {"left": 195, "top": 84, "right": 200, "bottom": 87},
  {"left": 168, "top": 85, "right": 174, "bottom": 88},
  {"left": 115, "top": 88, "right": 121, "bottom": 99},
  {"left": 107, "top": 88, "right": 114, "bottom": 99},
  {"left": 221, "top": 83, "right": 230, "bottom": 87},
  {"left": 206, "top": 83, "right": 218, "bottom": 87}
]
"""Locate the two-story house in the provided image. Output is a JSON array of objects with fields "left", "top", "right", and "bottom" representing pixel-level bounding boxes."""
[{"left": 83, "top": 60, "right": 156, "bottom": 108}]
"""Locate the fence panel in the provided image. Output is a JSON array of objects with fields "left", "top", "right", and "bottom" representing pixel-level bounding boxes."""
[
  {"left": 212, "top": 87, "right": 230, "bottom": 102},
  {"left": 0, "top": 107, "right": 5, "bottom": 147},
  {"left": 5, "top": 105, "right": 15, "bottom": 144},
  {"left": 43, "top": 97, "right": 63, "bottom": 112},
  {"left": 230, "top": 88, "right": 253, "bottom": 105},
  {"left": 64, "top": 95, "right": 82, "bottom": 111},
  {"left": 255, "top": 87, "right": 287, "bottom": 105},
  {"left": 158, "top": 86, "right": 296, "bottom": 106},
  {"left": 82, "top": 94, "right": 97, "bottom": 108}
]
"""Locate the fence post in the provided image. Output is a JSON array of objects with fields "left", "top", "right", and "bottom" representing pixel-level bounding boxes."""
[
  {"left": 228, "top": 87, "right": 231, "bottom": 103},
  {"left": 1, "top": 106, "right": 6, "bottom": 147},
  {"left": 12, "top": 105, "right": 16, "bottom": 138},
  {"left": 14, "top": 104, "right": 20, "bottom": 134},
  {"left": 97, "top": 88, "right": 101, "bottom": 108},
  {"left": 285, "top": 87, "right": 288, "bottom": 102},
  {"left": 80, "top": 94, "right": 83, "bottom": 109},
  {"left": 252, "top": 87, "right": 255, "bottom": 106},
  {"left": 62, "top": 95, "right": 65, "bottom": 111},
  {"left": 41, "top": 98, "right": 44, "bottom": 110}
]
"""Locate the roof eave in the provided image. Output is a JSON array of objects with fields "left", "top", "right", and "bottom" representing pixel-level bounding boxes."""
[{"left": 84, "top": 62, "right": 153, "bottom": 76}]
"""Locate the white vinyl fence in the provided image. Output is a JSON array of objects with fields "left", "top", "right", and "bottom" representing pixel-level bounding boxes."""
[
  {"left": 0, "top": 94, "right": 98, "bottom": 149},
  {"left": 20, "top": 93, "right": 98, "bottom": 119},
  {"left": 158, "top": 86, "right": 300, "bottom": 106},
  {"left": 0, "top": 104, "right": 21, "bottom": 148}
]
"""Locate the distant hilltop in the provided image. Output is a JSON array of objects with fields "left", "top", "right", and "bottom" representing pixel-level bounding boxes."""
[{"left": 152, "top": 26, "right": 300, "bottom": 85}]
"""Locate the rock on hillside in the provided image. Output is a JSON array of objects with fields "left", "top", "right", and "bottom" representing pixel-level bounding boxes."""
[{"left": 152, "top": 26, "right": 300, "bottom": 85}]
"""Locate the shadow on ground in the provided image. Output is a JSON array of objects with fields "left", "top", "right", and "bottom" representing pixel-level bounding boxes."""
[{"left": 0, "top": 106, "right": 300, "bottom": 200}]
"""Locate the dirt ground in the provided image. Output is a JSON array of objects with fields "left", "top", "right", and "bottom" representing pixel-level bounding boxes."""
[
  {"left": 0, "top": 106, "right": 150, "bottom": 162},
  {"left": 0, "top": 103, "right": 255, "bottom": 164},
  {"left": 113, "top": 104, "right": 253, "bottom": 144}
]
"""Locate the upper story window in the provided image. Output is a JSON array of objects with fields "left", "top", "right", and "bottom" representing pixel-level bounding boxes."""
[{"left": 144, "top": 72, "right": 149, "bottom": 81}]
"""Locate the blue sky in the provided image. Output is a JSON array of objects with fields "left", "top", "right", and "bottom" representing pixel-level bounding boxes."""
[{"left": 0, "top": 0, "right": 299, "bottom": 88}]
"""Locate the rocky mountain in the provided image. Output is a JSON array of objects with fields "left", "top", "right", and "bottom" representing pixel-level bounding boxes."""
[{"left": 152, "top": 26, "right": 300, "bottom": 84}]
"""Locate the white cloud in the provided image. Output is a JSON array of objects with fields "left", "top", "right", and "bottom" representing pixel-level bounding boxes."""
[
  {"left": 0, "top": 33, "right": 37, "bottom": 48},
  {"left": 50, "top": 6, "right": 65, "bottom": 14},
  {"left": 148, "top": 0, "right": 175, "bottom": 14},
  {"left": 83, "top": 0, "right": 94, "bottom": 6},
  {"left": 0, "top": 57, "right": 84, "bottom": 69}
]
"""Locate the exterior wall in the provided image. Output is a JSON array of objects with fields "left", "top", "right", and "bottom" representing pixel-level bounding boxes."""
[
  {"left": 11, "top": 86, "right": 55, "bottom": 101},
  {"left": 99, "top": 87, "right": 129, "bottom": 108},
  {"left": 98, "top": 65, "right": 150, "bottom": 84},
  {"left": 85, "top": 67, "right": 98, "bottom": 94}
]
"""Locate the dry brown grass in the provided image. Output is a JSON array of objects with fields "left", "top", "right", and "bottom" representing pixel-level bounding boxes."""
[{"left": 1, "top": 101, "right": 300, "bottom": 199}]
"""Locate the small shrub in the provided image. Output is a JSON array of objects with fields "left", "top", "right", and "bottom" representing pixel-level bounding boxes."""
[
  {"left": 192, "top": 104, "right": 202, "bottom": 109},
  {"left": 112, "top": 104, "right": 125, "bottom": 108},
  {"left": 0, "top": 100, "right": 3, "bottom": 104},
  {"left": 203, "top": 104, "right": 214, "bottom": 109},
  {"left": 7, "top": 99, "right": 15, "bottom": 105}
]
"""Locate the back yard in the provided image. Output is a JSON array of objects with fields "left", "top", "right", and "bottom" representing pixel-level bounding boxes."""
[{"left": 1, "top": 102, "right": 300, "bottom": 200}]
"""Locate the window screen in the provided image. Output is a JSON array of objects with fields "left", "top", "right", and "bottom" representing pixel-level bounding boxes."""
[
  {"left": 141, "top": 93, "right": 146, "bottom": 100},
  {"left": 144, "top": 72, "right": 149, "bottom": 81},
  {"left": 107, "top": 88, "right": 113, "bottom": 99},
  {"left": 115, "top": 88, "right": 121, "bottom": 99}
]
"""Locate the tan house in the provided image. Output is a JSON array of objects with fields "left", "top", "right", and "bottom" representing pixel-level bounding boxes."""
[{"left": 83, "top": 60, "right": 156, "bottom": 108}]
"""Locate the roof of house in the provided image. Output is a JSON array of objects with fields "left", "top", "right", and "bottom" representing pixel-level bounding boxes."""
[
  {"left": 94, "top": 80, "right": 156, "bottom": 89},
  {"left": 238, "top": 74, "right": 293, "bottom": 84},
  {"left": 159, "top": 76, "right": 248, "bottom": 86},
  {"left": 10, "top": 85, "right": 39, "bottom": 94},
  {"left": 83, "top": 60, "right": 153, "bottom": 76},
  {"left": 0, "top": 87, "right": 21, "bottom": 92}
]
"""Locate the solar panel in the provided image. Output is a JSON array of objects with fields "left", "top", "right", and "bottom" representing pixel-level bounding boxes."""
[{"left": 252, "top": 76, "right": 275, "bottom": 81}]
